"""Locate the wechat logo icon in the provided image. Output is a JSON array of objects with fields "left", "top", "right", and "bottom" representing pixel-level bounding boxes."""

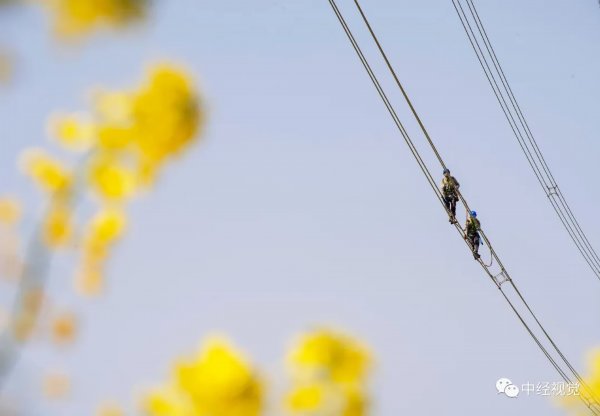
[{"left": 496, "top": 378, "right": 520, "bottom": 398}]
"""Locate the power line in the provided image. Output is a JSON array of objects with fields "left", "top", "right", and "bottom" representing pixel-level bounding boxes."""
[
  {"left": 452, "top": 0, "right": 600, "bottom": 281},
  {"left": 326, "top": 0, "right": 600, "bottom": 412}
]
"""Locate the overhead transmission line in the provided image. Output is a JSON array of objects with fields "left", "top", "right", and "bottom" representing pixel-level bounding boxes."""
[
  {"left": 451, "top": 0, "right": 600, "bottom": 282},
  {"left": 325, "top": 0, "right": 600, "bottom": 413}
]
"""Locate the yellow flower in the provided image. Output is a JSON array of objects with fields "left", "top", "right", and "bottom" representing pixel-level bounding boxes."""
[
  {"left": 97, "top": 125, "right": 134, "bottom": 150},
  {"left": 144, "top": 386, "right": 195, "bottom": 416},
  {"left": 287, "top": 382, "right": 367, "bottom": 416},
  {"left": 88, "top": 208, "right": 126, "bottom": 246},
  {"left": 131, "top": 66, "right": 202, "bottom": 169},
  {"left": 45, "top": 0, "right": 149, "bottom": 37},
  {"left": 145, "top": 338, "right": 263, "bottom": 416},
  {"left": 340, "top": 383, "right": 367, "bottom": 416},
  {"left": 51, "top": 311, "right": 78, "bottom": 346},
  {"left": 287, "top": 329, "right": 371, "bottom": 416},
  {"left": 93, "top": 91, "right": 134, "bottom": 125},
  {"left": 288, "top": 383, "right": 326, "bottom": 412},
  {"left": 43, "top": 203, "right": 73, "bottom": 247},
  {"left": 49, "top": 113, "right": 96, "bottom": 151},
  {"left": 288, "top": 329, "right": 371, "bottom": 384},
  {"left": 79, "top": 209, "right": 126, "bottom": 286},
  {"left": 89, "top": 154, "right": 137, "bottom": 200},
  {"left": 0, "top": 197, "right": 21, "bottom": 225},
  {"left": 20, "top": 149, "right": 72, "bottom": 194}
]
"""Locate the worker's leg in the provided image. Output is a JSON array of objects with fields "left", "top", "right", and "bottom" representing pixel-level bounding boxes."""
[
  {"left": 472, "top": 234, "right": 481, "bottom": 259},
  {"left": 450, "top": 196, "right": 457, "bottom": 217},
  {"left": 444, "top": 196, "right": 456, "bottom": 223},
  {"left": 443, "top": 195, "right": 451, "bottom": 211}
]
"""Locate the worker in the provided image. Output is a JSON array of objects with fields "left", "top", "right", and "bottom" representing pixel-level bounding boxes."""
[
  {"left": 441, "top": 168, "right": 460, "bottom": 224},
  {"left": 465, "top": 210, "right": 481, "bottom": 259}
]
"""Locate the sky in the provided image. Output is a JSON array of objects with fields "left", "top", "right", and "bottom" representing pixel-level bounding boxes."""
[{"left": 0, "top": 0, "right": 599, "bottom": 415}]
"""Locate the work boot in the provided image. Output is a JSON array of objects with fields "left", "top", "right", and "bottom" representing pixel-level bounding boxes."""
[{"left": 473, "top": 252, "right": 480, "bottom": 260}]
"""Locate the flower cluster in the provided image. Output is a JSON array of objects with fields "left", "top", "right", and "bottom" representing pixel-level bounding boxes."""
[
  {"left": 144, "top": 338, "right": 263, "bottom": 416},
  {"left": 142, "top": 330, "right": 372, "bottom": 416},
  {"left": 286, "top": 329, "right": 372, "bottom": 416},
  {"left": 20, "top": 64, "right": 202, "bottom": 296},
  {"left": 0, "top": 63, "right": 202, "bottom": 362},
  {"left": 41, "top": 0, "right": 150, "bottom": 38}
]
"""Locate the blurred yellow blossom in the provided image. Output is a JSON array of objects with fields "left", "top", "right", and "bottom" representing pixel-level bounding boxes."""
[
  {"left": 42, "top": 202, "right": 73, "bottom": 247},
  {"left": 287, "top": 329, "right": 371, "bottom": 416},
  {"left": 20, "top": 149, "right": 72, "bottom": 194},
  {"left": 288, "top": 329, "right": 371, "bottom": 384},
  {"left": 44, "top": 0, "right": 149, "bottom": 38},
  {"left": 144, "top": 337, "right": 263, "bottom": 416},
  {"left": 98, "top": 125, "right": 134, "bottom": 150},
  {"left": 1, "top": 63, "right": 204, "bottom": 401},
  {"left": 131, "top": 66, "right": 201, "bottom": 166},
  {"left": 0, "top": 197, "right": 21, "bottom": 224},
  {"left": 73, "top": 207, "right": 125, "bottom": 296},
  {"left": 144, "top": 386, "right": 195, "bottom": 416},
  {"left": 51, "top": 311, "right": 78, "bottom": 346},
  {"left": 89, "top": 65, "right": 203, "bottom": 185},
  {"left": 88, "top": 208, "right": 126, "bottom": 246},
  {"left": 49, "top": 113, "right": 96, "bottom": 151},
  {"left": 288, "top": 382, "right": 328, "bottom": 412},
  {"left": 89, "top": 154, "right": 137, "bottom": 200},
  {"left": 288, "top": 382, "right": 366, "bottom": 416},
  {"left": 93, "top": 91, "right": 133, "bottom": 125}
]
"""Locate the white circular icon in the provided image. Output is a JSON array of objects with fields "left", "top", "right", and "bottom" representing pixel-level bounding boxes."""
[
  {"left": 496, "top": 378, "right": 512, "bottom": 394},
  {"left": 505, "top": 384, "right": 520, "bottom": 398}
]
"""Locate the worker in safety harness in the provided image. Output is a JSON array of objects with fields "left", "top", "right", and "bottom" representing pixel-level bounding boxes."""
[
  {"left": 465, "top": 210, "right": 481, "bottom": 260},
  {"left": 441, "top": 168, "right": 460, "bottom": 224}
]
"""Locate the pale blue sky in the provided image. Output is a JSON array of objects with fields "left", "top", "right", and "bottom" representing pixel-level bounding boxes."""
[{"left": 0, "top": 1, "right": 599, "bottom": 415}]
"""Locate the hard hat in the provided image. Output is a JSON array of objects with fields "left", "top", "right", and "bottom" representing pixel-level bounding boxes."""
[
  {"left": 443, "top": 168, "right": 450, "bottom": 175},
  {"left": 470, "top": 210, "right": 477, "bottom": 218}
]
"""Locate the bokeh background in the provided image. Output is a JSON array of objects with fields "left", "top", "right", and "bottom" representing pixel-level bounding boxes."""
[{"left": 0, "top": 0, "right": 599, "bottom": 415}]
